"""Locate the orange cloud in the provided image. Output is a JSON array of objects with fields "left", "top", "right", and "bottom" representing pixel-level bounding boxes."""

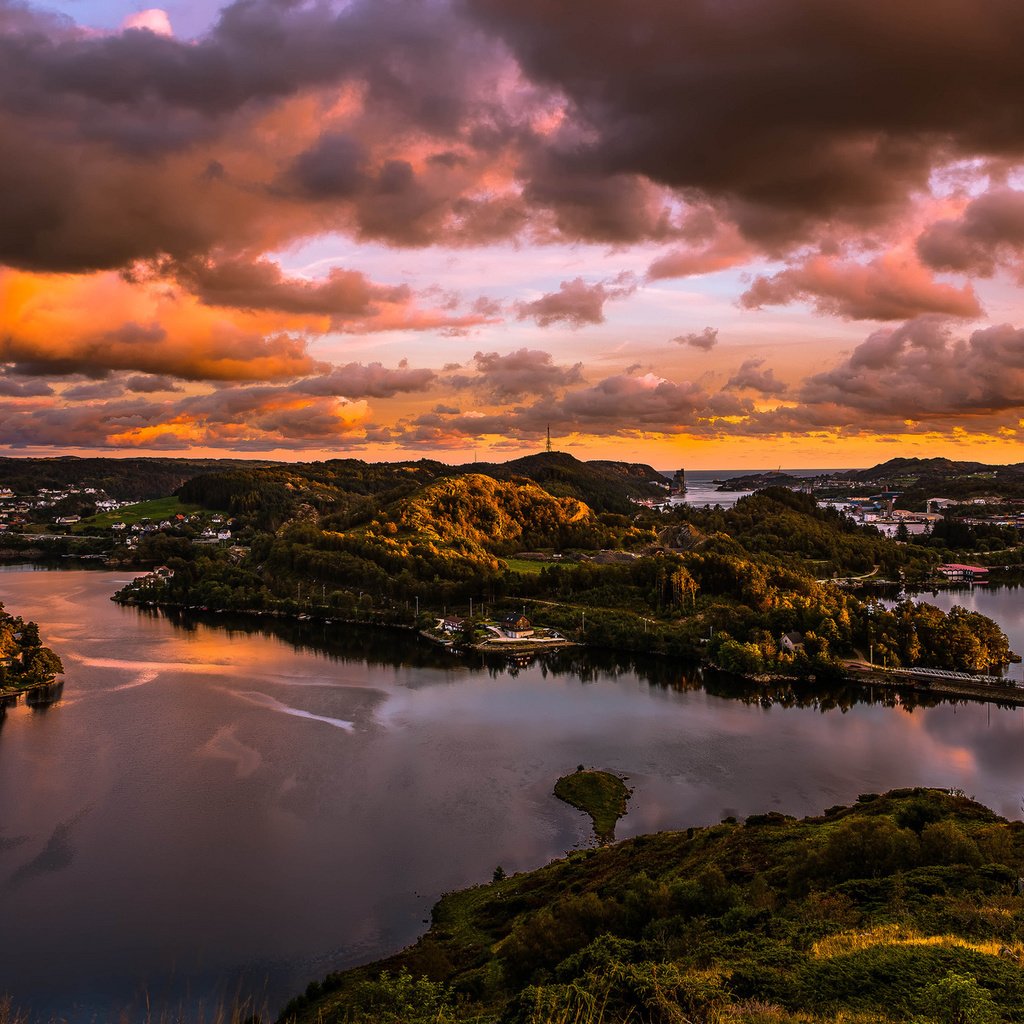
[
  {"left": 0, "top": 263, "right": 493, "bottom": 381},
  {"left": 0, "top": 269, "right": 324, "bottom": 380}
]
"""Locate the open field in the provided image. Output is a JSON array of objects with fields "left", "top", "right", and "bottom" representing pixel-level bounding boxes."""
[{"left": 74, "top": 497, "right": 202, "bottom": 531}]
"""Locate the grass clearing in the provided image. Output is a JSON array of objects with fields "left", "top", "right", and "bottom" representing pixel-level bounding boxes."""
[
  {"left": 74, "top": 496, "right": 202, "bottom": 531},
  {"left": 503, "top": 557, "right": 547, "bottom": 574}
]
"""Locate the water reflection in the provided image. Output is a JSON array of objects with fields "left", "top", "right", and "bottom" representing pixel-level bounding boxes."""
[{"left": 162, "top": 605, "right": 1007, "bottom": 716}]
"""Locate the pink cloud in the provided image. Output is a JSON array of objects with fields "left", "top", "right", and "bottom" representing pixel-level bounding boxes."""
[{"left": 740, "top": 253, "right": 982, "bottom": 320}]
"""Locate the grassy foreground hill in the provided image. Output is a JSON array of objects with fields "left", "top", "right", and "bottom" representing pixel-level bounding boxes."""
[{"left": 281, "top": 789, "right": 1024, "bottom": 1024}]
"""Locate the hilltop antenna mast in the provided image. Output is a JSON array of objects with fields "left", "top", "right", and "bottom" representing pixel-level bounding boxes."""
[{"left": 546, "top": 425, "right": 552, "bottom": 453}]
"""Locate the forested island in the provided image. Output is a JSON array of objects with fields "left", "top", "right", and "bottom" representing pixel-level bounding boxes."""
[
  {"left": 0, "top": 602, "right": 63, "bottom": 696},
  {"left": 99, "top": 453, "right": 1017, "bottom": 689},
  {"left": 280, "top": 788, "right": 1024, "bottom": 1024}
]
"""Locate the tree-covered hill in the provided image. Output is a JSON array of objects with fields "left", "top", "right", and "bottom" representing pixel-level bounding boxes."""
[
  {"left": 260, "top": 474, "right": 637, "bottom": 601},
  {"left": 0, "top": 602, "right": 63, "bottom": 693},
  {"left": 120, "top": 472, "right": 1015, "bottom": 675},
  {"left": 0, "top": 456, "right": 275, "bottom": 501},
  {"left": 391, "top": 474, "right": 595, "bottom": 554},
  {"left": 175, "top": 451, "right": 668, "bottom": 531},
  {"left": 835, "top": 459, "right": 1024, "bottom": 509},
  {"left": 672, "top": 488, "right": 895, "bottom": 574},
  {"left": 281, "top": 788, "right": 1024, "bottom": 1024},
  {"left": 471, "top": 452, "right": 667, "bottom": 514},
  {"left": 843, "top": 457, "right": 995, "bottom": 481}
]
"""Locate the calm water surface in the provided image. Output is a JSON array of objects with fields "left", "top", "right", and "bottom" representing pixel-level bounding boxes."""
[
  {"left": 3, "top": 568, "right": 1024, "bottom": 1021},
  {"left": 675, "top": 469, "right": 849, "bottom": 509}
]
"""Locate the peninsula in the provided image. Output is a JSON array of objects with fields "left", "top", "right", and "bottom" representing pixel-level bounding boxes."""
[
  {"left": 280, "top": 788, "right": 1024, "bottom": 1024},
  {"left": 0, "top": 602, "right": 64, "bottom": 699}
]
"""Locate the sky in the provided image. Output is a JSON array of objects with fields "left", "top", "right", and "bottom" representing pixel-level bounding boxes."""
[{"left": 3, "top": 0, "right": 1024, "bottom": 469}]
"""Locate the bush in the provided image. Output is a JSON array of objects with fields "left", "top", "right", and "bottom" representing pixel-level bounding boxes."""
[
  {"left": 920, "top": 821, "right": 982, "bottom": 868},
  {"left": 815, "top": 816, "right": 920, "bottom": 881}
]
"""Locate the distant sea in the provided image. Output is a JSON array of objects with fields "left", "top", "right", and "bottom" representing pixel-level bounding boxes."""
[{"left": 657, "top": 468, "right": 855, "bottom": 509}]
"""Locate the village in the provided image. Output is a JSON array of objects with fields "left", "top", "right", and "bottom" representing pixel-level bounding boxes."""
[{"left": 0, "top": 484, "right": 237, "bottom": 548}]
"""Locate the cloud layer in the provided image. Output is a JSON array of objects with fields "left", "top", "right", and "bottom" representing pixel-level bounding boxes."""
[{"left": 1, "top": 0, "right": 1024, "bottom": 457}]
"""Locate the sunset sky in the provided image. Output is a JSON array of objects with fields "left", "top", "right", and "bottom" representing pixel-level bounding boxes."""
[{"left": 4, "top": 0, "right": 1024, "bottom": 468}]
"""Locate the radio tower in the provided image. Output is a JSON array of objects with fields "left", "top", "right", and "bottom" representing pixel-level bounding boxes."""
[{"left": 546, "top": 425, "right": 552, "bottom": 453}]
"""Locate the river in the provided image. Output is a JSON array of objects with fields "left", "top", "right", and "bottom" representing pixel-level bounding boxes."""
[{"left": 3, "top": 568, "right": 1024, "bottom": 1022}]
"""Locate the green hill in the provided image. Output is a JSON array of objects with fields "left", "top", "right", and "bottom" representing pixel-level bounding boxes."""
[
  {"left": 0, "top": 455, "right": 274, "bottom": 501},
  {"left": 269, "top": 474, "right": 614, "bottom": 597},
  {"left": 392, "top": 474, "right": 598, "bottom": 555},
  {"left": 281, "top": 789, "right": 1024, "bottom": 1024}
]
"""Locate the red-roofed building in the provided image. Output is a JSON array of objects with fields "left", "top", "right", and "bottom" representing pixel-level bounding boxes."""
[{"left": 937, "top": 564, "right": 989, "bottom": 582}]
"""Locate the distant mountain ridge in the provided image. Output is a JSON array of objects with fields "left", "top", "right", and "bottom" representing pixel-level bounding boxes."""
[{"left": 842, "top": 457, "right": 1006, "bottom": 481}]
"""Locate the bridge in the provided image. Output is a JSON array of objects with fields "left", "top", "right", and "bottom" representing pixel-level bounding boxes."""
[{"left": 885, "top": 666, "right": 1017, "bottom": 686}]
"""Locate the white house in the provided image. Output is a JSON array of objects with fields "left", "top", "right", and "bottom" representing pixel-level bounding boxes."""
[{"left": 501, "top": 614, "right": 534, "bottom": 639}]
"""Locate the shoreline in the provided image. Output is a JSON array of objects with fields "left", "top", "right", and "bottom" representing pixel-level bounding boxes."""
[
  {"left": 115, "top": 592, "right": 1024, "bottom": 711},
  {"left": 1, "top": 676, "right": 65, "bottom": 718},
  {"left": 841, "top": 660, "right": 1024, "bottom": 707}
]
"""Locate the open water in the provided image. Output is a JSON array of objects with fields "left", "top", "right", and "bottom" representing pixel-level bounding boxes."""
[{"left": 2, "top": 568, "right": 1024, "bottom": 1021}]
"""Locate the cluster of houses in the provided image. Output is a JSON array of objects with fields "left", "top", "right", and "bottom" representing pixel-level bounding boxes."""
[
  {"left": 114, "top": 514, "right": 234, "bottom": 549},
  {"left": 935, "top": 563, "right": 990, "bottom": 583},
  {"left": 439, "top": 612, "right": 536, "bottom": 640},
  {"left": 0, "top": 485, "right": 128, "bottom": 532},
  {"left": 819, "top": 493, "right": 1024, "bottom": 538},
  {"left": 0, "top": 483, "right": 238, "bottom": 546}
]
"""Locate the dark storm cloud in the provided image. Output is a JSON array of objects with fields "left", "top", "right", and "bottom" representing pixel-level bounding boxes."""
[
  {"left": 289, "top": 133, "right": 368, "bottom": 199},
  {"left": 174, "top": 256, "right": 410, "bottom": 316},
  {"left": 9, "top": 0, "right": 1024, "bottom": 278},
  {"left": 798, "top": 317, "right": 1024, "bottom": 421},
  {"left": 0, "top": 0, "right": 527, "bottom": 272},
  {"left": 725, "top": 359, "right": 788, "bottom": 396},
  {"left": 917, "top": 188, "right": 1024, "bottom": 277},
  {"left": 0, "top": 376, "right": 53, "bottom": 397},
  {"left": 740, "top": 254, "right": 982, "bottom": 320},
  {"left": 464, "top": 0, "right": 1024, "bottom": 244},
  {"left": 403, "top": 367, "right": 749, "bottom": 443},
  {"left": 292, "top": 362, "right": 437, "bottom": 398},
  {"left": 124, "top": 374, "right": 184, "bottom": 393},
  {"left": 461, "top": 348, "right": 583, "bottom": 400},
  {"left": 62, "top": 380, "right": 127, "bottom": 400}
]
